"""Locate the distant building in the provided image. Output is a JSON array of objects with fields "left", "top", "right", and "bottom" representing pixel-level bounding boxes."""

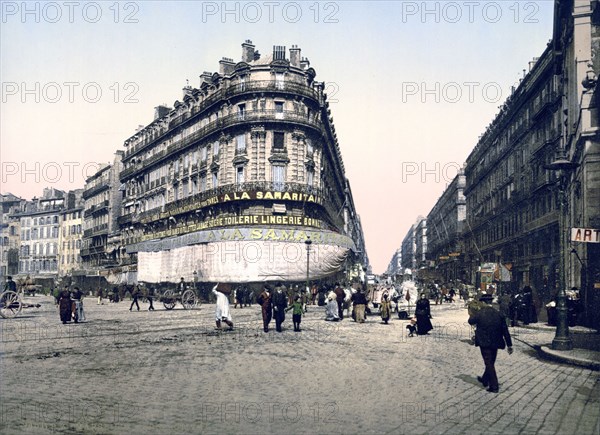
[
  {"left": 118, "top": 41, "right": 366, "bottom": 284},
  {"left": 58, "top": 190, "right": 84, "bottom": 276},
  {"left": 0, "top": 193, "right": 24, "bottom": 278},
  {"left": 81, "top": 152, "right": 123, "bottom": 275},
  {"left": 401, "top": 218, "right": 422, "bottom": 273},
  {"left": 386, "top": 248, "right": 402, "bottom": 278},
  {"left": 414, "top": 218, "right": 427, "bottom": 270},
  {"left": 426, "top": 170, "right": 466, "bottom": 282},
  {"left": 15, "top": 188, "right": 65, "bottom": 277}
]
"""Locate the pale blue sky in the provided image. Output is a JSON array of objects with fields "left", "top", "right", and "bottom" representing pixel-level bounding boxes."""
[{"left": 1, "top": 1, "right": 556, "bottom": 272}]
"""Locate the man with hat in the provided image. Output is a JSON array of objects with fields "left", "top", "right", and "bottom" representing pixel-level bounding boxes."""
[
  {"left": 468, "top": 293, "right": 513, "bottom": 393},
  {"left": 272, "top": 283, "right": 288, "bottom": 332},
  {"left": 257, "top": 284, "right": 273, "bottom": 332},
  {"left": 3, "top": 276, "right": 17, "bottom": 292}
]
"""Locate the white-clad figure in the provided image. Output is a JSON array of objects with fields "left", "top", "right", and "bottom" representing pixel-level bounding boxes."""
[{"left": 212, "top": 283, "right": 233, "bottom": 330}]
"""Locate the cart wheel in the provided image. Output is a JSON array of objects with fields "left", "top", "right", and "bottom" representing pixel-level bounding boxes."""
[
  {"left": 181, "top": 290, "right": 198, "bottom": 310},
  {"left": 162, "top": 289, "right": 176, "bottom": 310},
  {"left": 0, "top": 291, "right": 23, "bottom": 319}
]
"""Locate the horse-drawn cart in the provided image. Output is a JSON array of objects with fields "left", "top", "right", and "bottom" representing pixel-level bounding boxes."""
[
  {"left": 159, "top": 288, "right": 199, "bottom": 310},
  {"left": 0, "top": 286, "right": 41, "bottom": 319}
]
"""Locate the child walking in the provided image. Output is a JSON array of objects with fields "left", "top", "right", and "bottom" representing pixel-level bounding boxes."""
[{"left": 286, "top": 295, "right": 303, "bottom": 332}]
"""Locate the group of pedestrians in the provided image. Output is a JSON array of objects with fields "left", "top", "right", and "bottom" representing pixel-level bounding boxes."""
[
  {"left": 256, "top": 283, "right": 303, "bottom": 332},
  {"left": 233, "top": 286, "right": 253, "bottom": 308},
  {"left": 57, "top": 285, "right": 86, "bottom": 324}
]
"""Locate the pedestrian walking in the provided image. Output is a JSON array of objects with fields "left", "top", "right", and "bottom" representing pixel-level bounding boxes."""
[
  {"left": 212, "top": 283, "right": 234, "bottom": 330},
  {"left": 325, "top": 291, "right": 340, "bottom": 321},
  {"left": 234, "top": 287, "right": 243, "bottom": 309},
  {"left": 334, "top": 283, "right": 345, "bottom": 320},
  {"left": 311, "top": 284, "right": 318, "bottom": 305},
  {"left": 380, "top": 293, "right": 392, "bottom": 324},
  {"left": 71, "top": 287, "right": 85, "bottom": 323},
  {"left": 147, "top": 286, "right": 155, "bottom": 311},
  {"left": 244, "top": 286, "right": 252, "bottom": 307},
  {"left": 286, "top": 295, "right": 303, "bottom": 332},
  {"left": 351, "top": 288, "right": 367, "bottom": 323},
  {"left": 129, "top": 285, "right": 140, "bottom": 311},
  {"left": 257, "top": 285, "right": 272, "bottom": 332},
  {"left": 468, "top": 294, "right": 513, "bottom": 393},
  {"left": 520, "top": 286, "right": 537, "bottom": 325},
  {"left": 272, "top": 283, "right": 288, "bottom": 332},
  {"left": 96, "top": 288, "right": 103, "bottom": 305},
  {"left": 58, "top": 286, "right": 72, "bottom": 324},
  {"left": 415, "top": 293, "right": 433, "bottom": 335}
]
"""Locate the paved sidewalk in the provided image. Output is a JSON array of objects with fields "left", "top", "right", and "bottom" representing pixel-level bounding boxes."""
[
  {"left": 508, "top": 321, "right": 600, "bottom": 370},
  {"left": 1, "top": 296, "right": 599, "bottom": 434}
]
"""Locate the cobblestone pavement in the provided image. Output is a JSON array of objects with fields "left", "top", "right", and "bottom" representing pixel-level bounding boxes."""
[{"left": 1, "top": 296, "right": 599, "bottom": 434}]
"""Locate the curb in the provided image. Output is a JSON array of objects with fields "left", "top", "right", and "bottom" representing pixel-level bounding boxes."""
[{"left": 536, "top": 345, "right": 600, "bottom": 371}]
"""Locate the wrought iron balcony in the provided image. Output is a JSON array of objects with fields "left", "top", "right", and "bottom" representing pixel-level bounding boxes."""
[
  {"left": 121, "top": 109, "right": 323, "bottom": 181},
  {"left": 124, "top": 80, "right": 322, "bottom": 160},
  {"left": 83, "top": 183, "right": 110, "bottom": 199}
]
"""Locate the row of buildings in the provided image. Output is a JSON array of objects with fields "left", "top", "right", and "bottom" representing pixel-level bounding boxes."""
[
  {"left": 387, "top": 0, "right": 599, "bottom": 329},
  {"left": 1, "top": 41, "right": 369, "bottom": 288}
]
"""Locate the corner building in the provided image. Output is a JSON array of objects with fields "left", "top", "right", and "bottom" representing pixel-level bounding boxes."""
[{"left": 119, "top": 41, "right": 366, "bottom": 283}]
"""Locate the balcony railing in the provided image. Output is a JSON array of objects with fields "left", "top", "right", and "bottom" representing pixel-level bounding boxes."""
[
  {"left": 84, "top": 200, "right": 110, "bottom": 217},
  {"left": 124, "top": 80, "right": 322, "bottom": 160},
  {"left": 83, "top": 223, "right": 109, "bottom": 238},
  {"left": 80, "top": 244, "right": 107, "bottom": 257},
  {"left": 83, "top": 182, "right": 109, "bottom": 199},
  {"left": 532, "top": 91, "right": 559, "bottom": 119},
  {"left": 121, "top": 109, "right": 322, "bottom": 180}
]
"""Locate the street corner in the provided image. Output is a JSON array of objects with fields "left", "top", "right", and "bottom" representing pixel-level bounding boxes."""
[{"left": 537, "top": 346, "right": 600, "bottom": 371}]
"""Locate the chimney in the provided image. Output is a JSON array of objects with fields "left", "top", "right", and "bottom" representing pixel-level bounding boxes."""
[
  {"left": 273, "top": 45, "right": 286, "bottom": 61},
  {"left": 289, "top": 45, "right": 301, "bottom": 67},
  {"left": 199, "top": 71, "right": 212, "bottom": 86},
  {"left": 182, "top": 79, "right": 193, "bottom": 98},
  {"left": 241, "top": 40, "right": 255, "bottom": 63},
  {"left": 300, "top": 57, "right": 310, "bottom": 69},
  {"left": 219, "top": 57, "right": 235, "bottom": 75},
  {"left": 154, "top": 105, "right": 170, "bottom": 120}
]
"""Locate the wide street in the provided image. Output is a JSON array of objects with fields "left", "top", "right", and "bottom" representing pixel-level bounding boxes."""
[{"left": 1, "top": 295, "right": 599, "bottom": 435}]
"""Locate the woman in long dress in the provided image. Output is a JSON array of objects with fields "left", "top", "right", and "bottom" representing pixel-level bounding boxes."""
[
  {"left": 380, "top": 293, "right": 392, "bottom": 324},
  {"left": 415, "top": 293, "right": 433, "bottom": 335},
  {"left": 58, "top": 287, "right": 72, "bottom": 324}
]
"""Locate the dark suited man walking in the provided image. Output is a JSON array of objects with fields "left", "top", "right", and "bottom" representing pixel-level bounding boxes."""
[{"left": 468, "top": 294, "right": 513, "bottom": 393}]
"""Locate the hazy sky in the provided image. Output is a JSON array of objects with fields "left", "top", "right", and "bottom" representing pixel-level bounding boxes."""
[{"left": 1, "top": 1, "right": 555, "bottom": 273}]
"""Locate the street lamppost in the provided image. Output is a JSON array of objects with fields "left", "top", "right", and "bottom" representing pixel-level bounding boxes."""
[
  {"left": 305, "top": 236, "right": 312, "bottom": 294},
  {"left": 545, "top": 154, "right": 578, "bottom": 351}
]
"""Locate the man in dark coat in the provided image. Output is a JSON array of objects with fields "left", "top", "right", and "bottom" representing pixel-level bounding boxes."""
[
  {"left": 3, "top": 276, "right": 17, "bottom": 292},
  {"left": 334, "top": 283, "right": 345, "bottom": 320},
  {"left": 468, "top": 294, "right": 514, "bottom": 393},
  {"left": 257, "top": 285, "right": 272, "bottom": 332},
  {"left": 272, "top": 283, "right": 288, "bottom": 332}
]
